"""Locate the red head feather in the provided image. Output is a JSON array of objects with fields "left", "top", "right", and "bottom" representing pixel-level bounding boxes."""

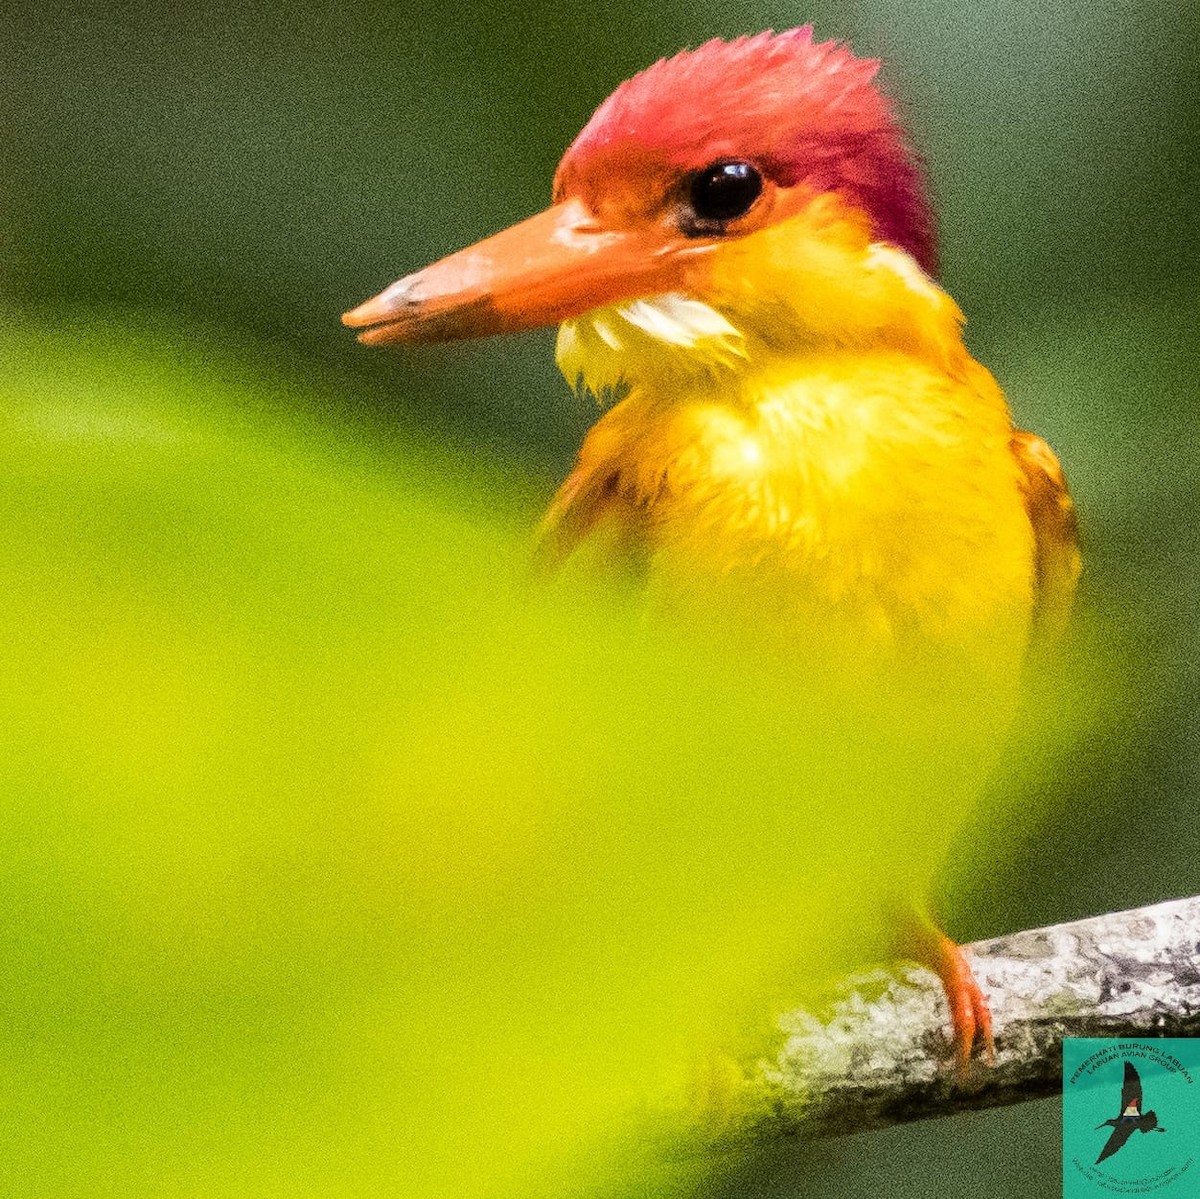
[{"left": 555, "top": 28, "right": 937, "bottom": 276}]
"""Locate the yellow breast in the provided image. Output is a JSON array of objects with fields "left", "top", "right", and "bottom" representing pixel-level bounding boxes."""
[
  {"left": 546, "top": 208, "right": 1037, "bottom": 665},
  {"left": 568, "top": 358, "right": 1032, "bottom": 655}
]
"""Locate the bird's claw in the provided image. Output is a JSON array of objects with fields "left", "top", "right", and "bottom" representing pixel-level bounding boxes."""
[{"left": 934, "top": 934, "right": 995, "bottom": 1081}]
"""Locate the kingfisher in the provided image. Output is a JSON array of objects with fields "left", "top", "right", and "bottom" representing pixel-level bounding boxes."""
[{"left": 343, "top": 28, "right": 1079, "bottom": 1075}]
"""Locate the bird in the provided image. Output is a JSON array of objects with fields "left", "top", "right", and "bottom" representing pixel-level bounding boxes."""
[
  {"left": 1096, "top": 1061, "right": 1166, "bottom": 1164},
  {"left": 342, "top": 27, "right": 1080, "bottom": 1077}
]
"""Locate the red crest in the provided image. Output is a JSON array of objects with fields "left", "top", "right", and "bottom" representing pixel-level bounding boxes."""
[{"left": 555, "top": 29, "right": 936, "bottom": 275}]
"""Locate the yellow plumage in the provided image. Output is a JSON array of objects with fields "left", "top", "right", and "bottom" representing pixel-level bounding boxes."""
[{"left": 544, "top": 198, "right": 1071, "bottom": 669}]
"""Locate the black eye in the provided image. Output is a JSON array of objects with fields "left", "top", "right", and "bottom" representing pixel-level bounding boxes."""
[{"left": 687, "top": 161, "right": 763, "bottom": 228}]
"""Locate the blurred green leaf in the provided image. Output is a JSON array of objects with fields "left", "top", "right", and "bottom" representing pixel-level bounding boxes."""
[{"left": 0, "top": 315, "right": 1115, "bottom": 1197}]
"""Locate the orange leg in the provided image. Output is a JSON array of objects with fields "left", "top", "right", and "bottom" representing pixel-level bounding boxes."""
[{"left": 898, "top": 908, "right": 995, "bottom": 1079}]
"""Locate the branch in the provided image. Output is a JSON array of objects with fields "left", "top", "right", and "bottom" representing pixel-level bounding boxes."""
[{"left": 733, "top": 895, "right": 1200, "bottom": 1139}]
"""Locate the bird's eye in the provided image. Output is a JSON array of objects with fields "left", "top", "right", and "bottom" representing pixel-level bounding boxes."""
[{"left": 686, "top": 161, "right": 763, "bottom": 229}]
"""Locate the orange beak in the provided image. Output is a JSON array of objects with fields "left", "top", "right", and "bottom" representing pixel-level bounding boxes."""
[{"left": 342, "top": 198, "right": 706, "bottom": 345}]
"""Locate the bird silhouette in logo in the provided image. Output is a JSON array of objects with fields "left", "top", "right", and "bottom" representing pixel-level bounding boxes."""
[{"left": 1095, "top": 1061, "right": 1166, "bottom": 1164}]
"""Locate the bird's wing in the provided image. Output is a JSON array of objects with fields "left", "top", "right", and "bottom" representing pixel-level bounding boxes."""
[
  {"left": 532, "top": 459, "right": 648, "bottom": 580},
  {"left": 1121, "top": 1061, "right": 1144, "bottom": 1115},
  {"left": 1010, "top": 429, "right": 1081, "bottom": 642},
  {"left": 533, "top": 402, "right": 655, "bottom": 580},
  {"left": 1096, "top": 1122, "right": 1135, "bottom": 1164}
]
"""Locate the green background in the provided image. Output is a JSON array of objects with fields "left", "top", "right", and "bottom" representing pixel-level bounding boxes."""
[{"left": 4, "top": 0, "right": 1199, "bottom": 1196}]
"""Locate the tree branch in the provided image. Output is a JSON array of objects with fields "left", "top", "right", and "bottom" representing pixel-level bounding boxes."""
[{"left": 735, "top": 895, "right": 1200, "bottom": 1139}]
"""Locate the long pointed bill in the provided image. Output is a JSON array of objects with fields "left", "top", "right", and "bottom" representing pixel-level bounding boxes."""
[{"left": 342, "top": 199, "right": 704, "bottom": 345}]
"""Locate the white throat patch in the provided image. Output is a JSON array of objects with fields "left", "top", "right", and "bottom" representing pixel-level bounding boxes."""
[{"left": 556, "top": 292, "right": 747, "bottom": 399}]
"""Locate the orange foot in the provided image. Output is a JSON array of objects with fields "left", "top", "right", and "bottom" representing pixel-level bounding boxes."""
[{"left": 900, "top": 913, "right": 995, "bottom": 1080}]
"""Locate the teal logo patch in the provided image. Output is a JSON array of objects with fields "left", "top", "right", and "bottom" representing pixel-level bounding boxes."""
[{"left": 1064, "top": 1039, "right": 1199, "bottom": 1195}]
